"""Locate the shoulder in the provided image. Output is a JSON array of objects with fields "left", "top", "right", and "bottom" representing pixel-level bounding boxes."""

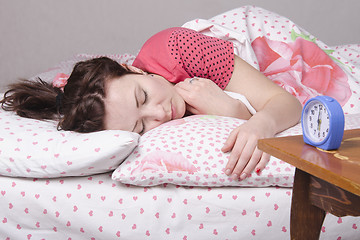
[
  {"left": 133, "top": 27, "right": 190, "bottom": 60},
  {"left": 141, "top": 27, "right": 194, "bottom": 46},
  {"left": 139, "top": 27, "right": 202, "bottom": 51},
  {"left": 132, "top": 27, "right": 193, "bottom": 82}
]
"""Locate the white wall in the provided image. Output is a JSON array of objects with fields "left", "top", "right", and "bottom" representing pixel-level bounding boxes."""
[{"left": 1, "top": 0, "right": 359, "bottom": 91}]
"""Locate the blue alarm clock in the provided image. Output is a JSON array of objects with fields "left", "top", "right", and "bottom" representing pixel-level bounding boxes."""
[{"left": 301, "top": 96, "right": 344, "bottom": 150}]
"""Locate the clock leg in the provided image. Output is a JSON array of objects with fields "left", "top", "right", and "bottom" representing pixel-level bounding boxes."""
[{"left": 290, "top": 168, "right": 326, "bottom": 240}]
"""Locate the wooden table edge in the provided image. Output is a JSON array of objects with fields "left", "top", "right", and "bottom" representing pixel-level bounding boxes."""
[{"left": 258, "top": 136, "right": 360, "bottom": 196}]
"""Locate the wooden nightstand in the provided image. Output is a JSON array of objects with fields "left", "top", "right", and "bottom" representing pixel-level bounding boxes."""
[{"left": 258, "top": 129, "right": 360, "bottom": 240}]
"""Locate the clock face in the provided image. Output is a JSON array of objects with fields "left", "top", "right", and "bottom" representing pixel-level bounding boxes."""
[{"left": 303, "top": 100, "right": 330, "bottom": 143}]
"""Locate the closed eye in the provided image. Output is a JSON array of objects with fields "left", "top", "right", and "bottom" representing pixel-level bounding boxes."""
[
  {"left": 142, "top": 90, "right": 148, "bottom": 104},
  {"left": 133, "top": 87, "right": 146, "bottom": 134},
  {"left": 138, "top": 90, "right": 148, "bottom": 134},
  {"left": 139, "top": 121, "right": 145, "bottom": 135}
]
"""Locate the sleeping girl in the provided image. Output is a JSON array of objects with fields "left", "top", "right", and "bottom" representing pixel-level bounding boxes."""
[
  {"left": 0, "top": 29, "right": 302, "bottom": 182},
  {"left": 8, "top": 5, "right": 356, "bottom": 182}
]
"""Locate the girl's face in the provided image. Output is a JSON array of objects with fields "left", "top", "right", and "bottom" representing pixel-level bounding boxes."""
[{"left": 104, "top": 73, "right": 186, "bottom": 134}]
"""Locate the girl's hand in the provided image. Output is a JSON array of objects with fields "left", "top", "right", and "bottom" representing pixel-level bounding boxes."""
[
  {"left": 174, "top": 78, "right": 250, "bottom": 118},
  {"left": 221, "top": 116, "right": 273, "bottom": 180},
  {"left": 219, "top": 56, "right": 302, "bottom": 180}
]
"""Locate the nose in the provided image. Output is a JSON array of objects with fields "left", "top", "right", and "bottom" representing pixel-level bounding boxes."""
[{"left": 142, "top": 104, "right": 169, "bottom": 130}]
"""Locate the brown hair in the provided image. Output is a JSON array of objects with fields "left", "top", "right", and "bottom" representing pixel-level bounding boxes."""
[{"left": 0, "top": 57, "right": 134, "bottom": 133}]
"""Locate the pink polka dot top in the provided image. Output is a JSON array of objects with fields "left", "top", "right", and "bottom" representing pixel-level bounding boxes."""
[{"left": 132, "top": 27, "right": 234, "bottom": 90}]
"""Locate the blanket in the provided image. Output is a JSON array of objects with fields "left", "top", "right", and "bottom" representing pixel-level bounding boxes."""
[{"left": 183, "top": 5, "right": 360, "bottom": 115}]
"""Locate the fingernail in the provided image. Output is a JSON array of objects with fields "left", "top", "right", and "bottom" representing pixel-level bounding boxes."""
[
  {"left": 231, "top": 174, "right": 238, "bottom": 180},
  {"left": 225, "top": 169, "right": 231, "bottom": 175},
  {"left": 255, "top": 168, "right": 261, "bottom": 176},
  {"left": 240, "top": 173, "right": 247, "bottom": 180}
]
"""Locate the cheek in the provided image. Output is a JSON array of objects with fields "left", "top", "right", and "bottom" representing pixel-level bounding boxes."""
[{"left": 154, "top": 79, "right": 176, "bottom": 97}]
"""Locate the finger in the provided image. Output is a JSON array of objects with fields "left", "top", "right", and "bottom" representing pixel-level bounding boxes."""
[
  {"left": 185, "top": 77, "right": 201, "bottom": 85},
  {"left": 231, "top": 140, "right": 258, "bottom": 179},
  {"left": 174, "top": 81, "right": 190, "bottom": 92},
  {"left": 222, "top": 128, "right": 240, "bottom": 153},
  {"left": 186, "top": 77, "right": 209, "bottom": 87},
  {"left": 174, "top": 79, "right": 200, "bottom": 103},
  {"left": 174, "top": 78, "right": 194, "bottom": 91},
  {"left": 174, "top": 86, "right": 200, "bottom": 114},
  {"left": 254, "top": 152, "right": 271, "bottom": 175},
  {"left": 185, "top": 104, "right": 200, "bottom": 115},
  {"left": 174, "top": 83, "right": 187, "bottom": 95},
  {"left": 238, "top": 147, "right": 263, "bottom": 180},
  {"left": 224, "top": 134, "right": 247, "bottom": 177},
  {"left": 189, "top": 77, "right": 200, "bottom": 84},
  {"left": 174, "top": 84, "right": 192, "bottom": 102}
]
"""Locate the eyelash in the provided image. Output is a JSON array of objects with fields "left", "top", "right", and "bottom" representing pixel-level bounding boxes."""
[
  {"left": 143, "top": 90, "right": 148, "bottom": 104},
  {"left": 139, "top": 90, "right": 148, "bottom": 135},
  {"left": 139, "top": 125, "right": 145, "bottom": 135}
]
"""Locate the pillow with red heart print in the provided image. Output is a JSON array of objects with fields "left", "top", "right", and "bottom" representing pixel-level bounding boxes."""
[
  {"left": 112, "top": 115, "right": 300, "bottom": 187},
  {"left": 0, "top": 109, "right": 139, "bottom": 178}
]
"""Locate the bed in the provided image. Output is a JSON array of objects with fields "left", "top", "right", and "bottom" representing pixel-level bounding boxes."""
[{"left": 1, "top": 6, "right": 360, "bottom": 239}]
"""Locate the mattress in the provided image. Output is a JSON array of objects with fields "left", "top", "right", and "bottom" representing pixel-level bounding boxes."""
[{"left": 1, "top": 173, "right": 359, "bottom": 239}]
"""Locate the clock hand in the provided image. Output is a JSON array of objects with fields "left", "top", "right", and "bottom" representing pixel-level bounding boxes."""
[{"left": 317, "top": 108, "right": 322, "bottom": 131}]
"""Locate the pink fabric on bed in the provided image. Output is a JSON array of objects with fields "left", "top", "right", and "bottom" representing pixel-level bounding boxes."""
[
  {"left": 112, "top": 115, "right": 298, "bottom": 187},
  {"left": 183, "top": 5, "right": 360, "bottom": 115},
  {"left": 251, "top": 36, "right": 351, "bottom": 106}
]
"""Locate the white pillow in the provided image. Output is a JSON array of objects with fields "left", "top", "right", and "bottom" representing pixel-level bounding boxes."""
[
  {"left": 0, "top": 53, "right": 139, "bottom": 178},
  {"left": 112, "top": 115, "right": 301, "bottom": 187},
  {"left": 0, "top": 109, "right": 139, "bottom": 178}
]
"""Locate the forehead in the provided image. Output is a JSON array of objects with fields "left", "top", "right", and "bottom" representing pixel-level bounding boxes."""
[{"left": 103, "top": 75, "right": 139, "bottom": 131}]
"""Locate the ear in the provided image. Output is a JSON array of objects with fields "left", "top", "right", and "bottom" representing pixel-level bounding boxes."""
[{"left": 121, "top": 64, "right": 147, "bottom": 75}]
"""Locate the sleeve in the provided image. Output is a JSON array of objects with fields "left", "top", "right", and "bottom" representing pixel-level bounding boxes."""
[{"left": 133, "top": 27, "right": 235, "bottom": 90}]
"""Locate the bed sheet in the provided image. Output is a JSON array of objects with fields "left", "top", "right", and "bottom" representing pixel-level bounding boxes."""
[{"left": 0, "top": 173, "right": 359, "bottom": 240}]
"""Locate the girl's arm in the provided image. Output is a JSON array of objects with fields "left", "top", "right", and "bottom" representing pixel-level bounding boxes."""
[
  {"left": 175, "top": 55, "right": 302, "bottom": 180},
  {"left": 222, "top": 55, "right": 302, "bottom": 180}
]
